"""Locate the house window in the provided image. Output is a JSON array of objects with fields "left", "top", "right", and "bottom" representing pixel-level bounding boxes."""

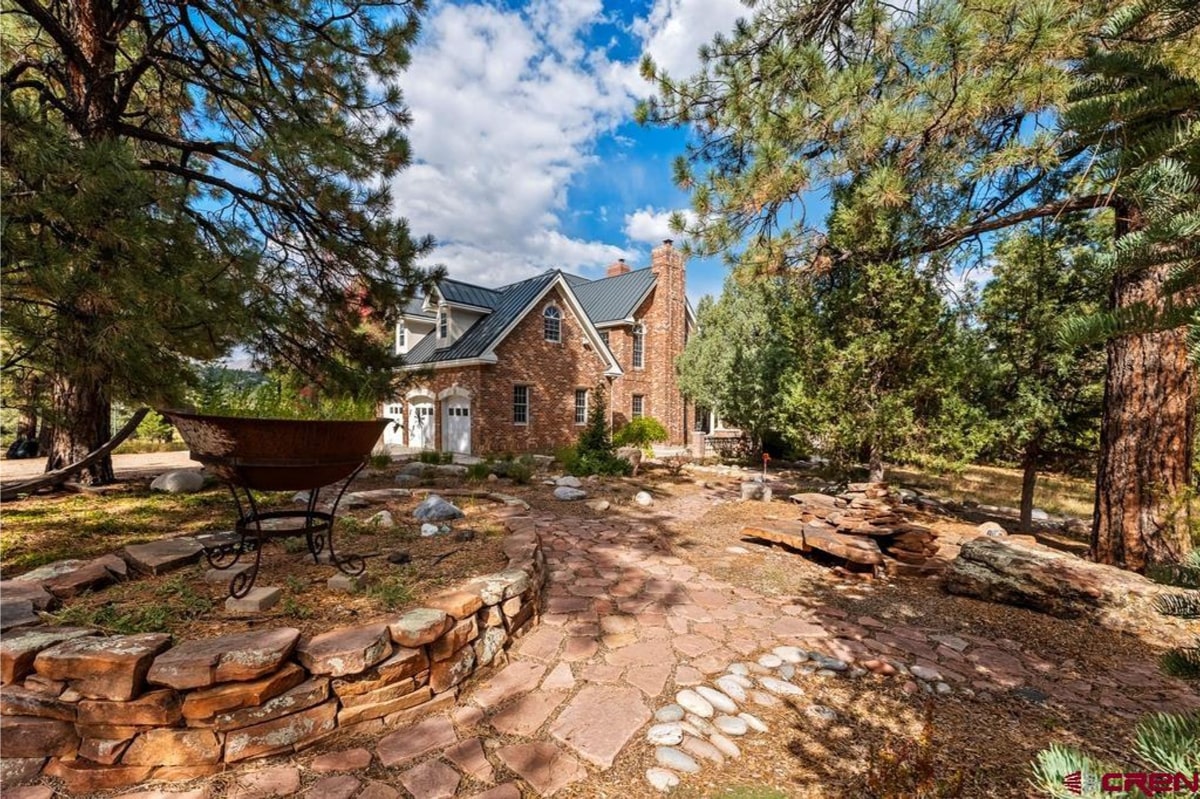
[
  {"left": 513, "top": 385, "right": 529, "bottom": 424},
  {"left": 574, "top": 389, "right": 588, "bottom": 425},
  {"left": 437, "top": 306, "right": 448, "bottom": 340},
  {"left": 632, "top": 395, "right": 644, "bottom": 419},
  {"left": 599, "top": 330, "right": 609, "bottom": 348},
  {"left": 632, "top": 322, "right": 645, "bottom": 368},
  {"left": 395, "top": 323, "right": 407, "bottom": 354},
  {"left": 543, "top": 306, "right": 561, "bottom": 342}
]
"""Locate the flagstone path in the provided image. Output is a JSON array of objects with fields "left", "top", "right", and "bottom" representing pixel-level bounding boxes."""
[{"left": 205, "top": 509, "right": 1198, "bottom": 799}]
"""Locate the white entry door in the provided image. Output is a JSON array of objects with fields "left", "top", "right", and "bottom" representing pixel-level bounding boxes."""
[
  {"left": 408, "top": 402, "right": 434, "bottom": 449},
  {"left": 444, "top": 398, "right": 471, "bottom": 454},
  {"left": 382, "top": 403, "right": 404, "bottom": 445}
]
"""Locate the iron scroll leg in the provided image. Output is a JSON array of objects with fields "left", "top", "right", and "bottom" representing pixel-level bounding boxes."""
[
  {"left": 229, "top": 484, "right": 265, "bottom": 599},
  {"left": 323, "top": 463, "right": 368, "bottom": 577}
]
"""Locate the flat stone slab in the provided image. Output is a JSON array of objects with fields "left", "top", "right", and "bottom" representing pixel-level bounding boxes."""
[
  {"left": 469, "top": 660, "right": 546, "bottom": 710},
  {"left": 1, "top": 626, "right": 97, "bottom": 684},
  {"left": 389, "top": 608, "right": 453, "bottom": 647},
  {"left": 1, "top": 599, "right": 41, "bottom": 632},
  {"left": 495, "top": 742, "right": 587, "bottom": 797},
  {"left": 122, "top": 538, "right": 204, "bottom": 575},
  {"left": 297, "top": 623, "right": 392, "bottom": 678},
  {"left": 148, "top": 627, "right": 299, "bottom": 689},
  {"left": 17, "top": 557, "right": 123, "bottom": 599},
  {"left": 0, "top": 580, "right": 55, "bottom": 610},
  {"left": 204, "top": 563, "right": 253, "bottom": 584},
  {"left": 399, "top": 760, "right": 460, "bottom": 799},
  {"left": 34, "top": 633, "right": 170, "bottom": 700},
  {"left": 228, "top": 765, "right": 301, "bottom": 799},
  {"left": 444, "top": 737, "right": 494, "bottom": 783},
  {"left": 376, "top": 715, "right": 457, "bottom": 766},
  {"left": 549, "top": 685, "right": 651, "bottom": 769}
]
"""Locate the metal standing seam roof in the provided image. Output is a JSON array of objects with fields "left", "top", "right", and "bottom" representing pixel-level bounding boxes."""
[
  {"left": 402, "top": 267, "right": 656, "bottom": 366},
  {"left": 402, "top": 297, "right": 434, "bottom": 319},
  {"left": 404, "top": 271, "right": 559, "bottom": 364},
  {"left": 438, "top": 278, "right": 502, "bottom": 309},
  {"left": 571, "top": 268, "right": 657, "bottom": 324}
]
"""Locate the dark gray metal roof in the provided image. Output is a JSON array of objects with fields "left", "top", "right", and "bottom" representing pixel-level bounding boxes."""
[
  {"left": 572, "top": 268, "right": 657, "bottom": 324},
  {"left": 402, "top": 297, "right": 434, "bottom": 319},
  {"left": 439, "top": 278, "right": 501, "bottom": 309},
  {"left": 404, "top": 271, "right": 558, "bottom": 364}
]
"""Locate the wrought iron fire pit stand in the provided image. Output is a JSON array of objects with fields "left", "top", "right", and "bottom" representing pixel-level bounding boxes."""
[{"left": 204, "top": 464, "right": 369, "bottom": 599}]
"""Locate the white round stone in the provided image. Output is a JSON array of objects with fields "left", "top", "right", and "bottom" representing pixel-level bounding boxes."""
[
  {"left": 773, "top": 646, "right": 809, "bottom": 663},
  {"left": 806, "top": 704, "right": 837, "bottom": 722},
  {"left": 738, "top": 712, "right": 768, "bottom": 732},
  {"left": 655, "top": 704, "right": 685, "bottom": 723},
  {"left": 757, "top": 653, "right": 784, "bottom": 669},
  {"left": 714, "top": 715, "right": 748, "bottom": 736},
  {"left": 675, "top": 689, "right": 714, "bottom": 718},
  {"left": 758, "top": 677, "right": 805, "bottom": 697},
  {"left": 635, "top": 491, "right": 653, "bottom": 506},
  {"left": 683, "top": 714, "right": 714, "bottom": 735},
  {"left": 655, "top": 747, "right": 700, "bottom": 774},
  {"left": 778, "top": 664, "right": 795, "bottom": 680},
  {"left": 715, "top": 676, "right": 748, "bottom": 702},
  {"left": 708, "top": 732, "right": 741, "bottom": 758},
  {"left": 695, "top": 686, "right": 738, "bottom": 714},
  {"left": 646, "top": 768, "right": 680, "bottom": 792},
  {"left": 647, "top": 723, "right": 684, "bottom": 746},
  {"left": 911, "top": 665, "right": 942, "bottom": 681},
  {"left": 727, "top": 663, "right": 751, "bottom": 676}
]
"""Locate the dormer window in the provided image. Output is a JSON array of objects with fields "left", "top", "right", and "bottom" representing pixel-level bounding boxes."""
[
  {"left": 438, "top": 306, "right": 448, "bottom": 340},
  {"left": 632, "top": 322, "right": 645, "bottom": 368},
  {"left": 543, "top": 306, "right": 561, "bottom": 343},
  {"left": 396, "top": 322, "right": 407, "bottom": 354}
]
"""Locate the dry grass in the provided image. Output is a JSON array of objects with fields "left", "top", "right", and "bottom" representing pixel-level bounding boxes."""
[{"left": 888, "top": 463, "right": 1094, "bottom": 519}]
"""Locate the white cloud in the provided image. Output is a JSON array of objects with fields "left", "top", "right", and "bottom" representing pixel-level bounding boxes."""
[
  {"left": 389, "top": 0, "right": 745, "bottom": 287},
  {"left": 623, "top": 206, "right": 697, "bottom": 244},
  {"left": 634, "top": 0, "right": 748, "bottom": 79}
]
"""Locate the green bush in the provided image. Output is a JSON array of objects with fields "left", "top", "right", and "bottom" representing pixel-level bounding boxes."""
[
  {"left": 613, "top": 416, "right": 668, "bottom": 452},
  {"left": 418, "top": 450, "right": 453, "bottom": 465},
  {"left": 507, "top": 462, "right": 533, "bottom": 484},
  {"left": 565, "top": 387, "right": 632, "bottom": 476},
  {"left": 576, "top": 451, "right": 632, "bottom": 476},
  {"left": 466, "top": 461, "right": 492, "bottom": 481}
]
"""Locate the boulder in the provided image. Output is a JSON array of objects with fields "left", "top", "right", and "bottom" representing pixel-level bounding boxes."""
[
  {"left": 944, "top": 537, "right": 1166, "bottom": 619},
  {"left": 616, "top": 447, "right": 642, "bottom": 475},
  {"left": 554, "top": 486, "right": 587, "bottom": 501},
  {"left": 149, "top": 470, "right": 206, "bottom": 494},
  {"left": 977, "top": 521, "right": 1007, "bottom": 537},
  {"left": 586, "top": 500, "right": 610, "bottom": 512},
  {"left": 400, "top": 462, "right": 433, "bottom": 477},
  {"left": 740, "top": 482, "right": 772, "bottom": 502},
  {"left": 146, "top": 627, "right": 300, "bottom": 689},
  {"left": 634, "top": 491, "right": 653, "bottom": 507},
  {"left": 555, "top": 475, "right": 583, "bottom": 488},
  {"left": 34, "top": 633, "right": 171, "bottom": 700},
  {"left": 367, "top": 510, "right": 395, "bottom": 528},
  {"left": 413, "top": 494, "right": 464, "bottom": 522},
  {"left": 435, "top": 464, "right": 467, "bottom": 477}
]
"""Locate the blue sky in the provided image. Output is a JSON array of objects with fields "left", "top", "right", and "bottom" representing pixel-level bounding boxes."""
[{"left": 389, "top": 0, "right": 753, "bottom": 306}]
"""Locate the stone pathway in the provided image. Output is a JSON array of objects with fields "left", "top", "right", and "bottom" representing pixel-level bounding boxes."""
[{"left": 54, "top": 506, "right": 1197, "bottom": 799}]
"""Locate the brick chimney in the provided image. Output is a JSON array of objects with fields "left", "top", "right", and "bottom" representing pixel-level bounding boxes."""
[
  {"left": 648, "top": 238, "right": 688, "bottom": 446},
  {"left": 606, "top": 258, "right": 631, "bottom": 278}
]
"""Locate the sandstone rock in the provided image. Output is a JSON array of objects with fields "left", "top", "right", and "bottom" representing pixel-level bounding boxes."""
[
  {"left": 23, "top": 557, "right": 121, "bottom": 599},
  {"left": 122, "top": 538, "right": 204, "bottom": 575},
  {"left": 225, "top": 587, "right": 281, "bottom": 613},
  {"left": 495, "top": 742, "right": 587, "bottom": 796},
  {"left": 223, "top": 700, "right": 338, "bottom": 762},
  {"left": 147, "top": 628, "right": 299, "bottom": 689},
  {"left": 977, "top": 521, "right": 1007, "bottom": 537},
  {"left": 306, "top": 775, "right": 360, "bottom": 799},
  {"left": 0, "top": 715, "right": 78, "bottom": 757},
  {"left": 335, "top": 685, "right": 431, "bottom": 726},
  {"left": 210, "top": 678, "right": 329, "bottom": 732},
  {"left": 0, "top": 599, "right": 40, "bottom": 632},
  {"left": 150, "top": 470, "right": 205, "bottom": 493},
  {"left": 944, "top": 537, "right": 1165, "bottom": 619},
  {"left": 413, "top": 495, "right": 464, "bottom": 522},
  {"left": 310, "top": 747, "right": 373, "bottom": 773},
  {"left": 295, "top": 623, "right": 391, "bottom": 677},
  {"left": 389, "top": 608, "right": 453, "bottom": 647},
  {"left": 182, "top": 663, "right": 306, "bottom": 720},
  {"left": 424, "top": 590, "right": 484, "bottom": 619},
  {"left": 399, "top": 760, "right": 460, "bottom": 799},
  {"left": 474, "top": 626, "right": 507, "bottom": 667},
  {"left": 0, "top": 581, "right": 55, "bottom": 612},
  {"left": 228, "top": 765, "right": 301, "bottom": 799},
  {"left": 549, "top": 685, "right": 651, "bottom": 769},
  {"left": 332, "top": 648, "right": 428, "bottom": 699},
  {"left": 79, "top": 735, "right": 133, "bottom": 765},
  {"left": 471, "top": 569, "right": 530, "bottom": 605},
  {"left": 77, "top": 689, "right": 181, "bottom": 726},
  {"left": 430, "top": 645, "right": 476, "bottom": 693},
  {"left": 790, "top": 492, "right": 839, "bottom": 509},
  {"left": 34, "top": 633, "right": 170, "bottom": 700},
  {"left": 122, "top": 728, "right": 221, "bottom": 766},
  {"left": 0, "top": 757, "right": 46, "bottom": 789},
  {"left": 376, "top": 716, "right": 457, "bottom": 766},
  {"left": 0, "top": 684, "right": 76, "bottom": 720},
  {"left": 43, "top": 760, "right": 153, "bottom": 794}
]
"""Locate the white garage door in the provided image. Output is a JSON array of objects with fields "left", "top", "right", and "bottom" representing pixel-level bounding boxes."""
[{"left": 444, "top": 398, "right": 471, "bottom": 454}]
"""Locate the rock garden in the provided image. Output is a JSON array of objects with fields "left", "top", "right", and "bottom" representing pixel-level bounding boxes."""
[{"left": 1, "top": 454, "right": 1197, "bottom": 799}]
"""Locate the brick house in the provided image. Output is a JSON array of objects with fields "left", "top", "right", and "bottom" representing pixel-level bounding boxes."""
[{"left": 383, "top": 240, "right": 695, "bottom": 456}]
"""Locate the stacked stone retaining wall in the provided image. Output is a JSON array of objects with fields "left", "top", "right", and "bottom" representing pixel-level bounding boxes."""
[{"left": 0, "top": 518, "right": 546, "bottom": 795}]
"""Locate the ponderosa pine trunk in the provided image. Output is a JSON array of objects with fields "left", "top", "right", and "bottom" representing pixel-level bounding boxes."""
[
  {"left": 868, "top": 442, "right": 885, "bottom": 483},
  {"left": 43, "top": 373, "right": 115, "bottom": 485},
  {"left": 1092, "top": 203, "right": 1196, "bottom": 571},
  {"left": 1019, "top": 438, "right": 1039, "bottom": 533}
]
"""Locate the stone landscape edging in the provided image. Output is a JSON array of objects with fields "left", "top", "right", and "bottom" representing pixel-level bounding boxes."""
[{"left": 0, "top": 514, "right": 546, "bottom": 796}]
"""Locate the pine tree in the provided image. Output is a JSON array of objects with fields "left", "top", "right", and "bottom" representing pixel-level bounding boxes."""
[
  {"left": 640, "top": 0, "right": 1200, "bottom": 570},
  {"left": 1, "top": 0, "right": 432, "bottom": 484}
]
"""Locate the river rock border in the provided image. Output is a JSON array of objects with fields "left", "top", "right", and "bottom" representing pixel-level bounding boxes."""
[{"left": 0, "top": 516, "right": 546, "bottom": 796}]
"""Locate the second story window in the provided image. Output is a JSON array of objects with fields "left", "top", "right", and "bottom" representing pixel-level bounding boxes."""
[
  {"left": 543, "top": 306, "right": 561, "bottom": 342},
  {"left": 396, "top": 323, "right": 407, "bottom": 354},
  {"left": 438, "top": 306, "right": 448, "bottom": 340},
  {"left": 632, "top": 322, "right": 645, "bottom": 368}
]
